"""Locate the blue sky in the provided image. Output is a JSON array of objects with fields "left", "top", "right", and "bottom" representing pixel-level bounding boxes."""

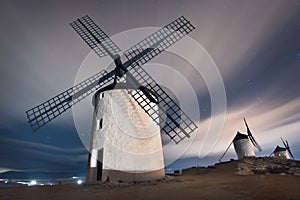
[{"left": 0, "top": 0, "right": 300, "bottom": 176}]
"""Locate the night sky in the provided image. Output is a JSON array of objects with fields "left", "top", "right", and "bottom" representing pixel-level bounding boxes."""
[{"left": 0, "top": 0, "right": 300, "bottom": 177}]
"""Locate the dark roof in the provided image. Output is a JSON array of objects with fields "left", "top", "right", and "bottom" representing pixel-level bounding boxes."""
[
  {"left": 233, "top": 131, "right": 248, "bottom": 141},
  {"left": 274, "top": 145, "right": 287, "bottom": 152}
]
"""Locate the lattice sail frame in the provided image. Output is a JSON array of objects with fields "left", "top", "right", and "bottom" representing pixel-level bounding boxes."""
[
  {"left": 26, "top": 15, "right": 198, "bottom": 143},
  {"left": 70, "top": 15, "right": 121, "bottom": 58},
  {"left": 127, "top": 68, "right": 197, "bottom": 144},
  {"left": 122, "top": 16, "right": 196, "bottom": 143},
  {"left": 26, "top": 70, "right": 114, "bottom": 131},
  {"left": 123, "top": 16, "right": 195, "bottom": 66}
]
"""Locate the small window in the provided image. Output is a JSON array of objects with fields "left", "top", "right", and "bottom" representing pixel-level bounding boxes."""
[
  {"left": 96, "top": 118, "right": 103, "bottom": 130},
  {"left": 99, "top": 118, "right": 103, "bottom": 129}
]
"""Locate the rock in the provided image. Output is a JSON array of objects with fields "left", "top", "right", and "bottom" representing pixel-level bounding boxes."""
[
  {"left": 236, "top": 163, "right": 254, "bottom": 175},
  {"left": 235, "top": 157, "right": 300, "bottom": 175}
]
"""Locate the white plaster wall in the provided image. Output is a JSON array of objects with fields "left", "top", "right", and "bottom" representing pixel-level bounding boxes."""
[
  {"left": 233, "top": 139, "right": 255, "bottom": 159},
  {"left": 90, "top": 89, "right": 164, "bottom": 173},
  {"left": 274, "top": 150, "right": 290, "bottom": 159}
]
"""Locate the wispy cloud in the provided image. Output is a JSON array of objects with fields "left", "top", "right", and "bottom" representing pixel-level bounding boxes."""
[
  {"left": 1, "top": 136, "right": 86, "bottom": 154},
  {"left": 180, "top": 96, "right": 300, "bottom": 162}
]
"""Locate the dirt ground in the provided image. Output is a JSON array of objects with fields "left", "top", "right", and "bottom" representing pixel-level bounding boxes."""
[{"left": 1, "top": 161, "right": 300, "bottom": 200}]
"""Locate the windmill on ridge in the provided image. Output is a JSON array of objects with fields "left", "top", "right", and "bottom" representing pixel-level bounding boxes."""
[
  {"left": 26, "top": 15, "right": 198, "bottom": 183},
  {"left": 219, "top": 118, "right": 262, "bottom": 162},
  {"left": 270, "top": 138, "right": 294, "bottom": 160}
]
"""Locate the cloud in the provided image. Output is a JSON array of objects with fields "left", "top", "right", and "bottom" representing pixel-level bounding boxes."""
[
  {"left": 181, "top": 96, "right": 300, "bottom": 163},
  {"left": 0, "top": 167, "right": 17, "bottom": 174},
  {"left": 1, "top": 136, "right": 86, "bottom": 154},
  {"left": 0, "top": 136, "right": 87, "bottom": 171},
  {"left": 190, "top": 0, "right": 298, "bottom": 80}
]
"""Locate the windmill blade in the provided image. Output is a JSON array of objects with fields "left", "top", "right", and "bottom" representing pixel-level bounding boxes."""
[
  {"left": 281, "top": 138, "right": 295, "bottom": 159},
  {"left": 285, "top": 140, "right": 289, "bottom": 148},
  {"left": 68, "top": 15, "right": 196, "bottom": 143},
  {"left": 280, "top": 137, "right": 287, "bottom": 147},
  {"left": 218, "top": 141, "right": 233, "bottom": 162},
  {"left": 249, "top": 135, "right": 262, "bottom": 151},
  {"left": 115, "top": 16, "right": 196, "bottom": 144},
  {"left": 125, "top": 65, "right": 197, "bottom": 144},
  {"left": 244, "top": 118, "right": 262, "bottom": 151},
  {"left": 115, "top": 62, "right": 197, "bottom": 144},
  {"left": 285, "top": 139, "right": 294, "bottom": 160},
  {"left": 123, "top": 16, "right": 195, "bottom": 68},
  {"left": 287, "top": 147, "right": 295, "bottom": 160},
  {"left": 129, "top": 86, "right": 197, "bottom": 144},
  {"left": 243, "top": 118, "right": 251, "bottom": 136},
  {"left": 70, "top": 15, "right": 121, "bottom": 59},
  {"left": 26, "top": 70, "right": 114, "bottom": 131}
]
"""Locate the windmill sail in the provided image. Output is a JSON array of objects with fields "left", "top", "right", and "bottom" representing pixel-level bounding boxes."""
[
  {"left": 71, "top": 15, "right": 197, "bottom": 144},
  {"left": 121, "top": 16, "right": 196, "bottom": 143},
  {"left": 123, "top": 16, "right": 195, "bottom": 67},
  {"left": 218, "top": 140, "right": 233, "bottom": 162},
  {"left": 244, "top": 118, "right": 262, "bottom": 151},
  {"left": 281, "top": 137, "right": 294, "bottom": 160},
  {"left": 26, "top": 70, "right": 114, "bottom": 131},
  {"left": 27, "top": 15, "right": 197, "bottom": 144},
  {"left": 70, "top": 15, "right": 121, "bottom": 59}
]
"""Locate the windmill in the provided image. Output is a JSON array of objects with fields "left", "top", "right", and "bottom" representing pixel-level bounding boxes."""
[
  {"left": 26, "top": 15, "right": 197, "bottom": 183},
  {"left": 219, "top": 118, "right": 262, "bottom": 162},
  {"left": 270, "top": 138, "right": 294, "bottom": 160}
]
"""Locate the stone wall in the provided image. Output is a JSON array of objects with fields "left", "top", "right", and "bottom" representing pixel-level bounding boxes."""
[{"left": 236, "top": 157, "right": 300, "bottom": 175}]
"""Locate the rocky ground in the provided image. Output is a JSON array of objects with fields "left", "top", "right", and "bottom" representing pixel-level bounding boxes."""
[
  {"left": 1, "top": 157, "right": 300, "bottom": 200},
  {"left": 234, "top": 157, "right": 300, "bottom": 175}
]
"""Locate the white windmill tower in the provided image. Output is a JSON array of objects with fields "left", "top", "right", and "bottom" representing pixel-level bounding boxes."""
[
  {"left": 26, "top": 15, "right": 197, "bottom": 183},
  {"left": 270, "top": 138, "right": 294, "bottom": 160},
  {"left": 219, "top": 118, "right": 262, "bottom": 162}
]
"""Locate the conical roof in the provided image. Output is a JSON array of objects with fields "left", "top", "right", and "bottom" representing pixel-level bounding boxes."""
[
  {"left": 233, "top": 131, "right": 248, "bottom": 141},
  {"left": 274, "top": 145, "right": 286, "bottom": 152}
]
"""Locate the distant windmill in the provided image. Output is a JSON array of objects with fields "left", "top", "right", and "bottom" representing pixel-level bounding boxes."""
[
  {"left": 26, "top": 15, "right": 197, "bottom": 183},
  {"left": 270, "top": 138, "right": 294, "bottom": 160},
  {"left": 219, "top": 118, "right": 262, "bottom": 162}
]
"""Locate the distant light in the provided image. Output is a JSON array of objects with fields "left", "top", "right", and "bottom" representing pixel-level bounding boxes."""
[
  {"left": 17, "top": 181, "right": 28, "bottom": 185},
  {"left": 30, "top": 180, "right": 37, "bottom": 186},
  {"left": 77, "top": 180, "right": 82, "bottom": 184},
  {"left": 4, "top": 181, "right": 8, "bottom": 184},
  {"left": 72, "top": 176, "right": 78, "bottom": 179}
]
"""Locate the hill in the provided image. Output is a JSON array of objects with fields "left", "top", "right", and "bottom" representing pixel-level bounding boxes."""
[{"left": 1, "top": 157, "right": 300, "bottom": 200}]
